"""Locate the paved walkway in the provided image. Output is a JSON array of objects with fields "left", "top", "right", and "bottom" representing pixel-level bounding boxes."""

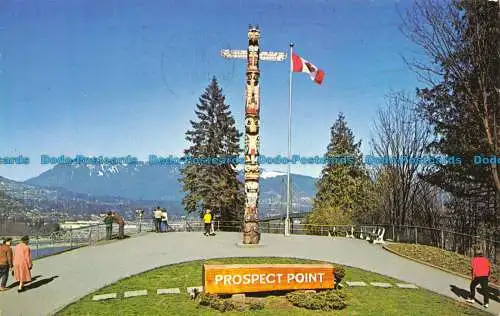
[{"left": 0, "top": 232, "right": 497, "bottom": 316}]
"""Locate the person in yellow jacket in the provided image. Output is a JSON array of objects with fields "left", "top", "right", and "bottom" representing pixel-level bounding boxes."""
[{"left": 203, "top": 209, "right": 212, "bottom": 236}]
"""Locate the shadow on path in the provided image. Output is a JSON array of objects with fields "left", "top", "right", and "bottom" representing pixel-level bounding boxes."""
[
  {"left": 23, "top": 276, "right": 59, "bottom": 291},
  {"left": 450, "top": 284, "right": 500, "bottom": 304},
  {"left": 479, "top": 286, "right": 500, "bottom": 303},
  {"left": 8, "top": 275, "right": 42, "bottom": 289}
]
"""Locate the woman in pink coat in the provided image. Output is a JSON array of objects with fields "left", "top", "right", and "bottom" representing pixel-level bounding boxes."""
[{"left": 13, "top": 235, "right": 32, "bottom": 292}]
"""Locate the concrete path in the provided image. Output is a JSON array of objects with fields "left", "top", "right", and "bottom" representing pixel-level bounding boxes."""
[{"left": 0, "top": 232, "right": 497, "bottom": 316}]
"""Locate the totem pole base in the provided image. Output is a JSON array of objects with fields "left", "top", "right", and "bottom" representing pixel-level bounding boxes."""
[{"left": 235, "top": 242, "right": 266, "bottom": 248}]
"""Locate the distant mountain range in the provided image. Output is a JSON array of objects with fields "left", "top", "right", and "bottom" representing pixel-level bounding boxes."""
[
  {"left": 25, "top": 163, "right": 317, "bottom": 201},
  {"left": 1, "top": 163, "right": 317, "bottom": 219},
  {"left": 0, "top": 175, "right": 176, "bottom": 219}
]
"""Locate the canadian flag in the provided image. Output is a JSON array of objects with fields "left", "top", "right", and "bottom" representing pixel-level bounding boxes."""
[{"left": 291, "top": 53, "right": 325, "bottom": 85}]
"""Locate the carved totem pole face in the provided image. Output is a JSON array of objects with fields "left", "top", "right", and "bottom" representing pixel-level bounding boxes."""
[
  {"left": 245, "top": 134, "right": 259, "bottom": 164},
  {"left": 246, "top": 91, "right": 259, "bottom": 115},
  {"left": 245, "top": 181, "right": 259, "bottom": 194},
  {"left": 244, "top": 163, "right": 259, "bottom": 181},
  {"left": 246, "top": 72, "right": 260, "bottom": 86},
  {"left": 244, "top": 206, "right": 258, "bottom": 220},
  {"left": 247, "top": 51, "right": 259, "bottom": 72},
  {"left": 248, "top": 27, "right": 260, "bottom": 46},
  {"left": 245, "top": 117, "right": 259, "bottom": 134},
  {"left": 246, "top": 192, "right": 258, "bottom": 207}
]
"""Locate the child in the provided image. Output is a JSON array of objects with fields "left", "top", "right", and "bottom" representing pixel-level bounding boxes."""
[
  {"left": 203, "top": 210, "right": 212, "bottom": 236},
  {"left": 466, "top": 249, "right": 490, "bottom": 308}
]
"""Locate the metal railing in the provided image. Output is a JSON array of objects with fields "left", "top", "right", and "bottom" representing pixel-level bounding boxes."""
[
  {"left": 8, "top": 220, "right": 154, "bottom": 259},
  {"left": 6, "top": 219, "right": 498, "bottom": 266},
  {"left": 170, "top": 220, "right": 499, "bottom": 265}
]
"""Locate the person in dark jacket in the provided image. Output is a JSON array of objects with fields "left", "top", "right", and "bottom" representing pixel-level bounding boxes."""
[
  {"left": 0, "top": 237, "right": 13, "bottom": 291},
  {"left": 104, "top": 212, "right": 114, "bottom": 240}
]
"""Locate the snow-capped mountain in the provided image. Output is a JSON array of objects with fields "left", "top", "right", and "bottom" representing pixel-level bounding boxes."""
[
  {"left": 261, "top": 170, "right": 287, "bottom": 179},
  {"left": 21, "top": 164, "right": 317, "bottom": 217},
  {"left": 25, "top": 162, "right": 181, "bottom": 201}
]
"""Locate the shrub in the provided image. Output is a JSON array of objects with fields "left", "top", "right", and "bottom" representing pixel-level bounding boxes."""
[
  {"left": 198, "top": 294, "right": 236, "bottom": 312},
  {"left": 198, "top": 293, "right": 265, "bottom": 312},
  {"left": 334, "top": 265, "right": 346, "bottom": 281},
  {"left": 199, "top": 293, "right": 217, "bottom": 306},
  {"left": 286, "top": 289, "right": 348, "bottom": 311},
  {"left": 248, "top": 301, "right": 265, "bottom": 310}
]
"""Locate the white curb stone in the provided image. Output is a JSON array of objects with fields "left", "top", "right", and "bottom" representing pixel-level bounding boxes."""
[
  {"left": 157, "top": 288, "right": 181, "bottom": 295},
  {"left": 370, "top": 282, "right": 392, "bottom": 288},
  {"left": 396, "top": 283, "right": 418, "bottom": 289},
  {"left": 346, "top": 281, "right": 367, "bottom": 287},
  {"left": 124, "top": 290, "right": 148, "bottom": 298},
  {"left": 92, "top": 293, "right": 117, "bottom": 301}
]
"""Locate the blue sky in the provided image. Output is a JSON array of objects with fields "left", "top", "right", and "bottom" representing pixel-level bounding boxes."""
[{"left": 0, "top": 0, "right": 422, "bottom": 181}]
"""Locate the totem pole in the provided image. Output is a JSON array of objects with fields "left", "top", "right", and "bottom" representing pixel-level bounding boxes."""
[
  {"left": 242, "top": 28, "right": 261, "bottom": 244},
  {"left": 220, "top": 25, "right": 286, "bottom": 244}
]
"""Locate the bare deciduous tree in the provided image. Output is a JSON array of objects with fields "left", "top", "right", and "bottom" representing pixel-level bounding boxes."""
[{"left": 370, "top": 91, "right": 435, "bottom": 226}]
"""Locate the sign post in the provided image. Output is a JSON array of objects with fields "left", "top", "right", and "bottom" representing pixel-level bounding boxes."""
[{"left": 202, "top": 264, "right": 335, "bottom": 294}]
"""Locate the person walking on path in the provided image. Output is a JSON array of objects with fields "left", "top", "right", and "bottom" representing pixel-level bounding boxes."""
[
  {"left": 161, "top": 209, "right": 168, "bottom": 233},
  {"left": 0, "top": 237, "right": 13, "bottom": 291},
  {"left": 466, "top": 249, "right": 491, "bottom": 308},
  {"left": 104, "top": 212, "right": 114, "bottom": 240},
  {"left": 113, "top": 212, "right": 125, "bottom": 239},
  {"left": 12, "top": 236, "right": 32, "bottom": 293},
  {"left": 154, "top": 207, "right": 163, "bottom": 233},
  {"left": 203, "top": 209, "right": 212, "bottom": 236}
]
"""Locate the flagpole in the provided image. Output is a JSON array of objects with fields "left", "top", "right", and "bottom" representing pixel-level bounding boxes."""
[{"left": 285, "top": 43, "right": 294, "bottom": 237}]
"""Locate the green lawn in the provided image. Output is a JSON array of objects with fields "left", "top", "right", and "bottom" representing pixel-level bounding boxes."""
[
  {"left": 386, "top": 243, "right": 499, "bottom": 285},
  {"left": 56, "top": 257, "right": 489, "bottom": 316}
]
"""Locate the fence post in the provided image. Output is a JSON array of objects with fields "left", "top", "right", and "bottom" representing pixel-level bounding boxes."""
[
  {"left": 36, "top": 235, "right": 39, "bottom": 258},
  {"left": 492, "top": 238, "right": 497, "bottom": 265},
  {"left": 392, "top": 225, "right": 395, "bottom": 241},
  {"left": 88, "top": 226, "right": 92, "bottom": 246},
  {"left": 414, "top": 227, "right": 418, "bottom": 244},
  {"left": 321, "top": 226, "right": 324, "bottom": 236},
  {"left": 441, "top": 229, "right": 444, "bottom": 249},
  {"left": 70, "top": 228, "right": 73, "bottom": 249}
]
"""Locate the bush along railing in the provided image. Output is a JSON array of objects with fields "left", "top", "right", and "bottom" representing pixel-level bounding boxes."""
[{"left": 378, "top": 224, "right": 499, "bottom": 265}]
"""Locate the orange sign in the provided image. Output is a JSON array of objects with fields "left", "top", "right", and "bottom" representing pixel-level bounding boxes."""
[{"left": 202, "top": 264, "right": 335, "bottom": 294}]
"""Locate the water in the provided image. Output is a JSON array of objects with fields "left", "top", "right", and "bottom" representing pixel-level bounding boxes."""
[{"left": 32, "top": 246, "right": 72, "bottom": 259}]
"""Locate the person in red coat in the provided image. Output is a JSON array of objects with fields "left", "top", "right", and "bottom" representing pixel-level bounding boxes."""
[
  {"left": 466, "top": 249, "right": 490, "bottom": 308},
  {"left": 12, "top": 235, "right": 32, "bottom": 293}
]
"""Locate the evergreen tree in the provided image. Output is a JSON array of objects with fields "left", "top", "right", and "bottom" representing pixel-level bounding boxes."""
[
  {"left": 307, "top": 113, "right": 371, "bottom": 227},
  {"left": 405, "top": 0, "right": 499, "bottom": 196},
  {"left": 402, "top": 0, "right": 498, "bottom": 243},
  {"left": 179, "top": 77, "right": 244, "bottom": 224}
]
